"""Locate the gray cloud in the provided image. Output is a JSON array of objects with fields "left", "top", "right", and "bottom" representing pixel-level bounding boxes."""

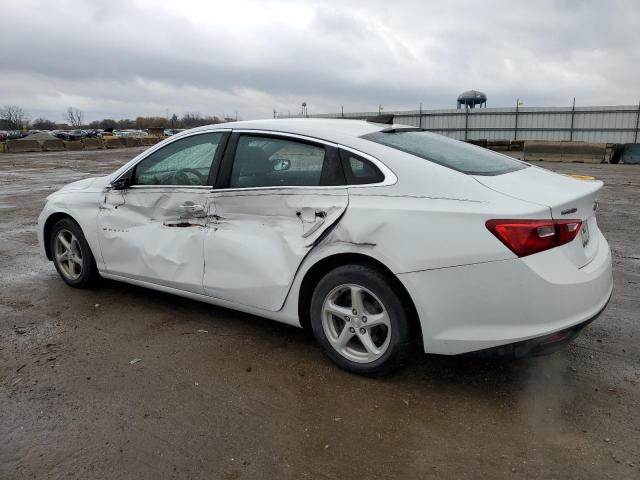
[{"left": 0, "top": 0, "right": 638, "bottom": 122}]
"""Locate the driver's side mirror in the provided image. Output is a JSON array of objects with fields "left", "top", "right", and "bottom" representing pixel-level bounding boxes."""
[
  {"left": 109, "top": 176, "right": 130, "bottom": 190},
  {"left": 272, "top": 159, "right": 291, "bottom": 172}
]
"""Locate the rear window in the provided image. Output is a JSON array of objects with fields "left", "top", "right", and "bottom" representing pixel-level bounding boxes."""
[{"left": 361, "top": 130, "right": 528, "bottom": 176}]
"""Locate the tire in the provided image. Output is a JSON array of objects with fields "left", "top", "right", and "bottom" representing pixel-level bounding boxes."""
[
  {"left": 310, "top": 264, "right": 412, "bottom": 376},
  {"left": 610, "top": 144, "right": 624, "bottom": 164},
  {"left": 50, "top": 218, "right": 99, "bottom": 289}
]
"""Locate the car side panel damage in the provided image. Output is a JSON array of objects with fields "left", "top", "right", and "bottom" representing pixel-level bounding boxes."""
[
  {"left": 202, "top": 188, "right": 348, "bottom": 311},
  {"left": 97, "top": 187, "right": 212, "bottom": 294}
]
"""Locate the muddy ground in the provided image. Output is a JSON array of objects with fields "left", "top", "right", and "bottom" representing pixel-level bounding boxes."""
[{"left": 0, "top": 148, "right": 639, "bottom": 479}]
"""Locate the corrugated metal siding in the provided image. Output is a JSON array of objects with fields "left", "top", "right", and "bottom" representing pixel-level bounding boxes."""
[{"left": 282, "top": 104, "right": 640, "bottom": 144}]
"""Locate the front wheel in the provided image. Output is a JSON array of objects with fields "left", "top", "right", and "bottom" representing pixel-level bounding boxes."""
[
  {"left": 310, "top": 264, "right": 412, "bottom": 376},
  {"left": 50, "top": 218, "right": 99, "bottom": 289}
]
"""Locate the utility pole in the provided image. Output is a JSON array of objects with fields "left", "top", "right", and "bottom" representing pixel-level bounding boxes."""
[
  {"left": 514, "top": 98, "right": 520, "bottom": 141},
  {"left": 634, "top": 99, "right": 640, "bottom": 143},
  {"left": 419, "top": 102, "right": 422, "bottom": 128},
  {"left": 464, "top": 104, "right": 469, "bottom": 141},
  {"left": 569, "top": 97, "right": 576, "bottom": 142}
]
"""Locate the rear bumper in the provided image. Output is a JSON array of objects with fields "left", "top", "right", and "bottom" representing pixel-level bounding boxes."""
[
  {"left": 469, "top": 291, "right": 611, "bottom": 358},
  {"left": 398, "top": 229, "right": 613, "bottom": 355}
]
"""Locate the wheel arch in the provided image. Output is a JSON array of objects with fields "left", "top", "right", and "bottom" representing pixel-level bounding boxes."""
[
  {"left": 297, "top": 252, "right": 423, "bottom": 344},
  {"left": 43, "top": 211, "right": 81, "bottom": 260}
]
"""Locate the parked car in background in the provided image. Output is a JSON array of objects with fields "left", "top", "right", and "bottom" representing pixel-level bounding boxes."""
[
  {"left": 6, "top": 131, "right": 26, "bottom": 140},
  {"left": 56, "top": 130, "right": 86, "bottom": 141},
  {"left": 37, "top": 118, "right": 613, "bottom": 376},
  {"left": 164, "top": 128, "right": 186, "bottom": 136},
  {"left": 113, "top": 129, "right": 146, "bottom": 138}
]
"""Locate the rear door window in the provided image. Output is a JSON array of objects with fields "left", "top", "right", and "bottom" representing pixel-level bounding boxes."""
[
  {"left": 229, "top": 135, "right": 345, "bottom": 188},
  {"left": 361, "top": 130, "right": 527, "bottom": 176}
]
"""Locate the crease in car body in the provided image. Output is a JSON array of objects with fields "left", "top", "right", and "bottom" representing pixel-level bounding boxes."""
[
  {"left": 97, "top": 187, "right": 211, "bottom": 293},
  {"left": 163, "top": 200, "right": 212, "bottom": 228},
  {"left": 201, "top": 190, "right": 349, "bottom": 311},
  {"left": 321, "top": 209, "right": 388, "bottom": 250},
  {"left": 257, "top": 195, "right": 354, "bottom": 315},
  {"left": 297, "top": 205, "right": 344, "bottom": 238}
]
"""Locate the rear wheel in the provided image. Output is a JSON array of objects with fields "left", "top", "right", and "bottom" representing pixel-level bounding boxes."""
[
  {"left": 50, "top": 218, "right": 98, "bottom": 288},
  {"left": 310, "top": 264, "right": 412, "bottom": 376}
]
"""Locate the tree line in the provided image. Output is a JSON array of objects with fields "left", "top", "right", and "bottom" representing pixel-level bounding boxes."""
[{"left": 0, "top": 104, "right": 234, "bottom": 131}]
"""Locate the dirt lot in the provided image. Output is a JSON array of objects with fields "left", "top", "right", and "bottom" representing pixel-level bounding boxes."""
[{"left": 1, "top": 148, "right": 639, "bottom": 479}]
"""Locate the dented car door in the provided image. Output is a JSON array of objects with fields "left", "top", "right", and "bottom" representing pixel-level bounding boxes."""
[
  {"left": 97, "top": 131, "right": 228, "bottom": 293},
  {"left": 202, "top": 132, "right": 348, "bottom": 311}
]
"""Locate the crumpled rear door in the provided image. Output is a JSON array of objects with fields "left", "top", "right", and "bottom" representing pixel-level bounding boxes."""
[{"left": 202, "top": 188, "right": 348, "bottom": 311}]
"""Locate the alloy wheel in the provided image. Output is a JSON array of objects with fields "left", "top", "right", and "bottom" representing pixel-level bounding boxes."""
[
  {"left": 321, "top": 284, "right": 391, "bottom": 363},
  {"left": 54, "top": 229, "right": 83, "bottom": 281}
]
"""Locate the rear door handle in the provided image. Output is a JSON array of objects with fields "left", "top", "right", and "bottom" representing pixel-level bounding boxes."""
[
  {"left": 296, "top": 209, "right": 327, "bottom": 219},
  {"left": 297, "top": 209, "right": 329, "bottom": 238},
  {"left": 179, "top": 203, "right": 205, "bottom": 213}
]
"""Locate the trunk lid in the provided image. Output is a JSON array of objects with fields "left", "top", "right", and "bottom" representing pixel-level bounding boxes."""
[{"left": 474, "top": 165, "right": 602, "bottom": 267}]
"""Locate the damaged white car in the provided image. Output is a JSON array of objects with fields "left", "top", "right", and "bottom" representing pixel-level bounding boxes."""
[{"left": 38, "top": 118, "right": 613, "bottom": 375}]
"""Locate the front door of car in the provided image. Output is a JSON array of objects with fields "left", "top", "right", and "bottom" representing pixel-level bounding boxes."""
[
  {"left": 202, "top": 132, "right": 349, "bottom": 311},
  {"left": 97, "top": 131, "right": 229, "bottom": 293}
]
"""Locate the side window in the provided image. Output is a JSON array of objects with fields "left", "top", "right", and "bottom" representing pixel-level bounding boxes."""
[
  {"left": 133, "top": 132, "right": 223, "bottom": 186},
  {"left": 230, "top": 136, "right": 334, "bottom": 188},
  {"left": 340, "top": 150, "right": 385, "bottom": 184}
]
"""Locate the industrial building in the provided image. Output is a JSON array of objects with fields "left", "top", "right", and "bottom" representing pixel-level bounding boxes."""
[{"left": 282, "top": 98, "right": 640, "bottom": 144}]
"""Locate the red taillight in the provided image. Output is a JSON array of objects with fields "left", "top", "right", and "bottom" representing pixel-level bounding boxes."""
[{"left": 486, "top": 219, "right": 582, "bottom": 257}]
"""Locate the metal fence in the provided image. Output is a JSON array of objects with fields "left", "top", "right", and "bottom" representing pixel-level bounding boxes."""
[{"left": 280, "top": 103, "right": 640, "bottom": 144}]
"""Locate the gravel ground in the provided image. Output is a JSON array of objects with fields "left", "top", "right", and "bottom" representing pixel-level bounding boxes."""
[{"left": 0, "top": 148, "right": 639, "bottom": 479}]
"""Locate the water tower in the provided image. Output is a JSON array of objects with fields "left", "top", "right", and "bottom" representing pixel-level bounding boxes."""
[{"left": 457, "top": 90, "right": 487, "bottom": 109}]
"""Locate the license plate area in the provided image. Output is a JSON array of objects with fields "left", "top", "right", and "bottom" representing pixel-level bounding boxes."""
[{"left": 580, "top": 221, "right": 590, "bottom": 247}]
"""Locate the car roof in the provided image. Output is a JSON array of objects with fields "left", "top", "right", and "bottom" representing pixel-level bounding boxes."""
[{"left": 188, "top": 118, "right": 392, "bottom": 145}]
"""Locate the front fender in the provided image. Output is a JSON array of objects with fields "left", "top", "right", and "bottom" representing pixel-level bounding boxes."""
[{"left": 38, "top": 192, "right": 104, "bottom": 269}]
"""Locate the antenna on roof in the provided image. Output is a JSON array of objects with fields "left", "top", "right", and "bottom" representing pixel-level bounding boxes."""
[{"left": 366, "top": 114, "right": 394, "bottom": 125}]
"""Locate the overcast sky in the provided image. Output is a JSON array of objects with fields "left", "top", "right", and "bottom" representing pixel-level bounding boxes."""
[{"left": 1, "top": 0, "right": 638, "bottom": 122}]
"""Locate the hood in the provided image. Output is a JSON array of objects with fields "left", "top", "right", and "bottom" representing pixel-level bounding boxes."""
[{"left": 57, "top": 175, "right": 111, "bottom": 193}]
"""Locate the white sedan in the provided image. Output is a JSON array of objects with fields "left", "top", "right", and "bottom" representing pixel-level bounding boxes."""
[{"left": 37, "top": 118, "right": 613, "bottom": 375}]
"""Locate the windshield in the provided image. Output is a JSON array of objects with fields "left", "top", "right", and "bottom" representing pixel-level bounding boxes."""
[{"left": 361, "top": 130, "right": 528, "bottom": 176}]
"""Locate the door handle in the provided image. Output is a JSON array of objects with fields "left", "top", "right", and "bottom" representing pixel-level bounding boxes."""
[
  {"left": 296, "top": 209, "right": 327, "bottom": 220},
  {"left": 179, "top": 203, "right": 205, "bottom": 213},
  {"left": 297, "top": 209, "right": 329, "bottom": 238}
]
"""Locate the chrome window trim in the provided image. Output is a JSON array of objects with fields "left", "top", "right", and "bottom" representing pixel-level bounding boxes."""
[
  {"left": 209, "top": 129, "right": 398, "bottom": 193},
  {"left": 127, "top": 185, "right": 213, "bottom": 190}
]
